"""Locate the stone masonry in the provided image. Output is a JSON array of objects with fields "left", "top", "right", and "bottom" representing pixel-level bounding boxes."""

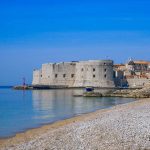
[{"left": 32, "top": 60, "right": 115, "bottom": 88}]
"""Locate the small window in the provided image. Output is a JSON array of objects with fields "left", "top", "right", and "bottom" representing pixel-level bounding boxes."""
[
  {"left": 93, "top": 68, "right": 95, "bottom": 72},
  {"left": 104, "top": 69, "right": 107, "bottom": 72},
  {"left": 55, "top": 74, "right": 58, "bottom": 78},
  {"left": 71, "top": 74, "right": 74, "bottom": 78},
  {"left": 48, "top": 76, "right": 50, "bottom": 78},
  {"left": 104, "top": 74, "right": 107, "bottom": 78},
  {"left": 81, "top": 68, "right": 84, "bottom": 71},
  {"left": 41, "top": 75, "right": 42, "bottom": 77},
  {"left": 63, "top": 74, "right": 66, "bottom": 78},
  {"left": 93, "top": 75, "right": 96, "bottom": 78}
]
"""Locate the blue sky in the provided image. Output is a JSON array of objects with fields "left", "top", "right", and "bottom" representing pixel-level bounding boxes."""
[{"left": 0, "top": 0, "right": 150, "bottom": 85}]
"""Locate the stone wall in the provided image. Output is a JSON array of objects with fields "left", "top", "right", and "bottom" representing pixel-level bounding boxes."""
[
  {"left": 127, "top": 78, "right": 150, "bottom": 87},
  {"left": 32, "top": 60, "right": 115, "bottom": 88},
  {"left": 73, "top": 60, "right": 115, "bottom": 87},
  {"left": 32, "top": 69, "right": 42, "bottom": 85},
  {"left": 32, "top": 62, "right": 76, "bottom": 87}
]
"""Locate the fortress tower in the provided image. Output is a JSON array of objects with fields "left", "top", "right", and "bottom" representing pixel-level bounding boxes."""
[
  {"left": 32, "top": 60, "right": 115, "bottom": 88},
  {"left": 73, "top": 60, "right": 115, "bottom": 87}
]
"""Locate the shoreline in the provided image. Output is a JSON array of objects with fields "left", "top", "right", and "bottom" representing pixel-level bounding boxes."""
[
  {"left": 0, "top": 104, "right": 119, "bottom": 147},
  {"left": 0, "top": 109, "right": 105, "bottom": 140},
  {"left": 13, "top": 85, "right": 142, "bottom": 90},
  {"left": 0, "top": 98, "right": 148, "bottom": 149}
]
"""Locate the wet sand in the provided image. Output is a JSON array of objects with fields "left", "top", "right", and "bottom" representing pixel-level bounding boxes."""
[{"left": 1, "top": 98, "right": 150, "bottom": 150}]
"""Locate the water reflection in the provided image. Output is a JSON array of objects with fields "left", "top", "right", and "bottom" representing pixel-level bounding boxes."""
[
  {"left": 32, "top": 89, "right": 135, "bottom": 121},
  {"left": 0, "top": 88, "right": 135, "bottom": 138}
]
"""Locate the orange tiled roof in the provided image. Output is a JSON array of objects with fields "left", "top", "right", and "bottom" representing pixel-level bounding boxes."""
[
  {"left": 134, "top": 60, "right": 150, "bottom": 65},
  {"left": 125, "top": 74, "right": 148, "bottom": 79},
  {"left": 114, "top": 64, "right": 125, "bottom": 67}
]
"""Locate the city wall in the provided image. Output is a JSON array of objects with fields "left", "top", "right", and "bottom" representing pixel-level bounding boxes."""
[
  {"left": 32, "top": 60, "right": 115, "bottom": 88},
  {"left": 127, "top": 78, "right": 150, "bottom": 87}
]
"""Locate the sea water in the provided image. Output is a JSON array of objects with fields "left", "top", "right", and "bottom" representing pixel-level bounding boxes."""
[{"left": 0, "top": 87, "right": 135, "bottom": 138}]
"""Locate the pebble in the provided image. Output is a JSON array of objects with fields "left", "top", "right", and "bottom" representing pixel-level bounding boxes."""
[{"left": 1, "top": 100, "right": 150, "bottom": 150}]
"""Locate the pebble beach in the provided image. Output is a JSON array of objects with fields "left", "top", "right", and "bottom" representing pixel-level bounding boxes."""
[{"left": 1, "top": 98, "right": 150, "bottom": 150}]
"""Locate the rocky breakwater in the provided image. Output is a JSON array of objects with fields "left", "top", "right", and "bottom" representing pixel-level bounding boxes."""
[
  {"left": 82, "top": 85, "right": 150, "bottom": 98},
  {"left": 127, "top": 86, "right": 150, "bottom": 98},
  {"left": 108, "top": 86, "right": 150, "bottom": 98},
  {"left": 13, "top": 85, "right": 33, "bottom": 90},
  {"left": 83, "top": 92, "right": 102, "bottom": 97}
]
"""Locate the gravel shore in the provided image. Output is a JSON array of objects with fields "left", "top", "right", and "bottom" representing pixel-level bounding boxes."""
[{"left": 1, "top": 99, "right": 150, "bottom": 150}]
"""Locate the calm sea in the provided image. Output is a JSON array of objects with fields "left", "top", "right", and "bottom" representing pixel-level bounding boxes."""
[{"left": 0, "top": 87, "right": 135, "bottom": 138}]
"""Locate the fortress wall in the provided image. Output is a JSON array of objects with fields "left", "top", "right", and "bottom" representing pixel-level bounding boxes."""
[
  {"left": 127, "top": 78, "right": 150, "bottom": 87},
  {"left": 40, "top": 63, "right": 54, "bottom": 85},
  {"left": 50, "top": 62, "right": 76, "bottom": 87},
  {"left": 73, "top": 60, "right": 115, "bottom": 87},
  {"left": 35, "top": 62, "right": 76, "bottom": 87},
  {"left": 32, "top": 69, "right": 42, "bottom": 85},
  {"left": 32, "top": 60, "right": 115, "bottom": 88}
]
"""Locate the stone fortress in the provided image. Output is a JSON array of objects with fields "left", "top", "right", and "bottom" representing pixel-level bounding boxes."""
[
  {"left": 32, "top": 59, "right": 150, "bottom": 88},
  {"left": 32, "top": 60, "right": 115, "bottom": 88}
]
